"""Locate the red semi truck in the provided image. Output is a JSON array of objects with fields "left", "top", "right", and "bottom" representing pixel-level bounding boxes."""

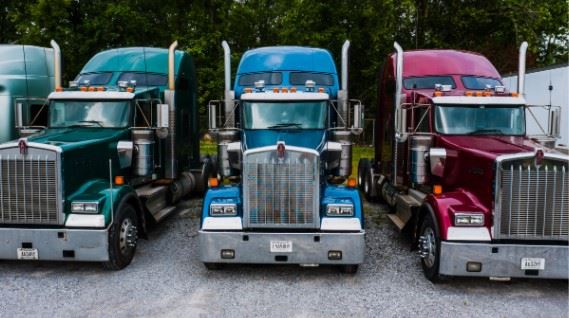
[{"left": 359, "top": 42, "right": 568, "bottom": 281}]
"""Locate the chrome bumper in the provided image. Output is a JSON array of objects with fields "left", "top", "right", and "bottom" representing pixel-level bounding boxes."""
[
  {"left": 439, "top": 241, "right": 568, "bottom": 279},
  {"left": 199, "top": 230, "right": 365, "bottom": 265},
  {"left": 0, "top": 227, "right": 109, "bottom": 262}
]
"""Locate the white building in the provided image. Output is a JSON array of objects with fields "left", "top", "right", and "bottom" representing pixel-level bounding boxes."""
[{"left": 503, "top": 63, "right": 568, "bottom": 146}]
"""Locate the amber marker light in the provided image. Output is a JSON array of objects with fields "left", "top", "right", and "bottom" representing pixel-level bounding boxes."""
[
  {"left": 475, "top": 91, "right": 483, "bottom": 97},
  {"left": 483, "top": 91, "right": 492, "bottom": 96},
  {"left": 433, "top": 91, "right": 443, "bottom": 97},
  {"left": 290, "top": 87, "right": 297, "bottom": 93},
  {"left": 127, "top": 87, "right": 134, "bottom": 93},
  {"left": 511, "top": 92, "right": 519, "bottom": 97},
  {"left": 88, "top": 86, "right": 96, "bottom": 92},
  {"left": 465, "top": 91, "right": 473, "bottom": 96},
  {"left": 318, "top": 87, "right": 325, "bottom": 93},
  {"left": 244, "top": 87, "right": 253, "bottom": 93},
  {"left": 114, "top": 176, "right": 125, "bottom": 185},
  {"left": 97, "top": 86, "right": 105, "bottom": 92},
  {"left": 281, "top": 87, "right": 288, "bottom": 93},
  {"left": 347, "top": 177, "right": 357, "bottom": 188},
  {"left": 433, "top": 184, "right": 443, "bottom": 195},
  {"left": 80, "top": 86, "right": 87, "bottom": 92},
  {"left": 208, "top": 178, "right": 219, "bottom": 188},
  {"left": 273, "top": 87, "right": 279, "bottom": 93},
  {"left": 55, "top": 87, "right": 63, "bottom": 92}
]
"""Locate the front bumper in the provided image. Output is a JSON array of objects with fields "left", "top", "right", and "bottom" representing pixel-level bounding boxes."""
[
  {"left": 199, "top": 230, "right": 365, "bottom": 265},
  {"left": 439, "top": 241, "right": 568, "bottom": 279},
  {"left": 0, "top": 227, "right": 109, "bottom": 262}
]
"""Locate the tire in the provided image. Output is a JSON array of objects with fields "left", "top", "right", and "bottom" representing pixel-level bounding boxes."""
[
  {"left": 340, "top": 264, "right": 359, "bottom": 274},
  {"left": 418, "top": 213, "right": 441, "bottom": 282},
  {"left": 103, "top": 204, "right": 138, "bottom": 270},
  {"left": 204, "top": 262, "right": 223, "bottom": 270},
  {"left": 363, "top": 168, "right": 376, "bottom": 202},
  {"left": 357, "top": 158, "right": 370, "bottom": 191}
]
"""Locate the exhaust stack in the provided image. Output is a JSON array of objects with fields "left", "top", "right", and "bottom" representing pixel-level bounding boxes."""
[
  {"left": 338, "top": 40, "right": 350, "bottom": 127},
  {"left": 165, "top": 41, "right": 178, "bottom": 179},
  {"left": 50, "top": 40, "right": 61, "bottom": 89},
  {"left": 222, "top": 41, "right": 234, "bottom": 127},
  {"left": 517, "top": 41, "right": 528, "bottom": 95}
]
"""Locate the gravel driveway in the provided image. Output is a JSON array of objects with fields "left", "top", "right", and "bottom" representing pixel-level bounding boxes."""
[{"left": 0, "top": 199, "right": 567, "bottom": 318}]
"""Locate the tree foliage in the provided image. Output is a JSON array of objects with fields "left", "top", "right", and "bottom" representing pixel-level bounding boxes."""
[{"left": 1, "top": 0, "right": 567, "bottom": 119}]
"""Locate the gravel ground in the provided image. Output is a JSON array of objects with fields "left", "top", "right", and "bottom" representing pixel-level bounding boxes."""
[{"left": 0, "top": 199, "right": 567, "bottom": 318}]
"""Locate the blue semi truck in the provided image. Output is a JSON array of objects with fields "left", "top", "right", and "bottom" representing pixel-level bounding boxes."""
[{"left": 199, "top": 41, "right": 365, "bottom": 273}]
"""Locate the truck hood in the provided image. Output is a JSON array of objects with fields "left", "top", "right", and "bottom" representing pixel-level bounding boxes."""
[
  {"left": 27, "top": 128, "right": 126, "bottom": 152},
  {"left": 438, "top": 135, "right": 551, "bottom": 160},
  {"left": 243, "top": 130, "right": 326, "bottom": 152}
]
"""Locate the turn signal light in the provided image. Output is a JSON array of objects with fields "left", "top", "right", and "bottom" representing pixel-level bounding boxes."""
[
  {"left": 433, "top": 184, "right": 443, "bottom": 195},
  {"left": 114, "top": 176, "right": 125, "bottom": 185},
  {"left": 347, "top": 177, "right": 357, "bottom": 188},
  {"left": 208, "top": 178, "right": 219, "bottom": 188}
]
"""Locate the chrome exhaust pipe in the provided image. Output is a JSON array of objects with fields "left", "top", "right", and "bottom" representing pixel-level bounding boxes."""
[
  {"left": 165, "top": 41, "right": 178, "bottom": 179},
  {"left": 50, "top": 40, "right": 61, "bottom": 89},
  {"left": 168, "top": 41, "right": 178, "bottom": 90},
  {"left": 517, "top": 41, "right": 528, "bottom": 95},
  {"left": 339, "top": 40, "right": 350, "bottom": 126},
  {"left": 392, "top": 41, "right": 405, "bottom": 186},
  {"left": 222, "top": 40, "right": 234, "bottom": 127}
]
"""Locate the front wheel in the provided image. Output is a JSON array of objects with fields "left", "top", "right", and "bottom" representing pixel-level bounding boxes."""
[
  {"left": 103, "top": 204, "right": 138, "bottom": 270},
  {"left": 357, "top": 158, "right": 370, "bottom": 191},
  {"left": 418, "top": 213, "right": 441, "bottom": 282}
]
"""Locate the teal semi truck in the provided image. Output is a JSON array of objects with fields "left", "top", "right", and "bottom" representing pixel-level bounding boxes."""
[
  {"left": 0, "top": 41, "right": 58, "bottom": 143},
  {"left": 0, "top": 42, "right": 210, "bottom": 269},
  {"left": 199, "top": 41, "right": 365, "bottom": 273}
]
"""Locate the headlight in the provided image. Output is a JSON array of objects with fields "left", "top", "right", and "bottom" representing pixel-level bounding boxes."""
[
  {"left": 326, "top": 204, "right": 354, "bottom": 216},
  {"left": 210, "top": 203, "right": 237, "bottom": 216},
  {"left": 71, "top": 202, "right": 99, "bottom": 213},
  {"left": 454, "top": 213, "right": 484, "bottom": 226}
]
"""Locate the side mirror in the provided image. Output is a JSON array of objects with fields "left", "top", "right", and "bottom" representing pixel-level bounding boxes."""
[{"left": 549, "top": 108, "right": 561, "bottom": 138}]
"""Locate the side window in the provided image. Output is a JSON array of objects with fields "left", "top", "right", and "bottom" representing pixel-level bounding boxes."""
[
  {"left": 134, "top": 99, "right": 152, "bottom": 127},
  {"left": 29, "top": 103, "right": 49, "bottom": 126},
  {"left": 414, "top": 107, "right": 430, "bottom": 133},
  {"left": 15, "top": 99, "right": 49, "bottom": 127}
]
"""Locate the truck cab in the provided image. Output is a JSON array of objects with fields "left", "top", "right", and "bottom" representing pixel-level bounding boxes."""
[
  {"left": 0, "top": 42, "right": 210, "bottom": 269},
  {"left": 199, "top": 42, "right": 365, "bottom": 273},
  {"left": 0, "top": 43, "right": 56, "bottom": 143},
  {"left": 359, "top": 42, "right": 568, "bottom": 281}
]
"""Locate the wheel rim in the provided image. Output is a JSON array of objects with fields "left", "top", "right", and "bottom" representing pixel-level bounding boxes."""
[
  {"left": 119, "top": 218, "right": 137, "bottom": 255},
  {"left": 422, "top": 226, "right": 436, "bottom": 268}
]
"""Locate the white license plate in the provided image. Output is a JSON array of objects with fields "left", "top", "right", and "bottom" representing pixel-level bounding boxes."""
[
  {"left": 270, "top": 240, "right": 293, "bottom": 253},
  {"left": 521, "top": 257, "right": 545, "bottom": 270},
  {"left": 17, "top": 248, "right": 38, "bottom": 260}
]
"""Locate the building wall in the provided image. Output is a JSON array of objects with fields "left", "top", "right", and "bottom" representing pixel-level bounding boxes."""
[{"left": 503, "top": 65, "right": 568, "bottom": 146}]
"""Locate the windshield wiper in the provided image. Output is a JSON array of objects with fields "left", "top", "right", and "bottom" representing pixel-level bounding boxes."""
[
  {"left": 467, "top": 129, "right": 504, "bottom": 135},
  {"left": 68, "top": 120, "right": 104, "bottom": 128},
  {"left": 267, "top": 123, "right": 302, "bottom": 129}
]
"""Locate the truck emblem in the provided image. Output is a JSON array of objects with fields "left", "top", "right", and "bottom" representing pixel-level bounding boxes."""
[
  {"left": 18, "top": 139, "right": 28, "bottom": 156},
  {"left": 535, "top": 149, "right": 544, "bottom": 166},
  {"left": 277, "top": 143, "right": 285, "bottom": 159}
]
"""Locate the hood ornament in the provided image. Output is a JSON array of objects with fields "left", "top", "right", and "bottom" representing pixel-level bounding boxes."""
[
  {"left": 277, "top": 142, "right": 285, "bottom": 159},
  {"left": 18, "top": 138, "right": 28, "bottom": 156},
  {"left": 535, "top": 149, "right": 544, "bottom": 166}
]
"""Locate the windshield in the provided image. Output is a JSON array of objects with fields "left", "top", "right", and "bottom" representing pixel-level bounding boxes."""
[
  {"left": 435, "top": 104, "right": 525, "bottom": 135},
  {"left": 49, "top": 100, "right": 131, "bottom": 128},
  {"left": 242, "top": 101, "right": 327, "bottom": 129}
]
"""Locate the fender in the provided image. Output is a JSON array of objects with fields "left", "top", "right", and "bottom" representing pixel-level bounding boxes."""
[
  {"left": 423, "top": 188, "right": 490, "bottom": 240},
  {"left": 65, "top": 179, "right": 146, "bottom": 237}
]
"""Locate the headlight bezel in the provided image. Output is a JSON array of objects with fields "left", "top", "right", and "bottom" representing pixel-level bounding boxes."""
[
  {"left": 209, "top": 203, "right": 238, "bottom": 216},
  {"left": 454, "top": 212, "right": 485, "bottom": 227},
  {"left": 70, "top": 201, "right": 99, "bottom": 214},
  {"left": 326, "top": 203, "right": 354, "bottom": 217}
]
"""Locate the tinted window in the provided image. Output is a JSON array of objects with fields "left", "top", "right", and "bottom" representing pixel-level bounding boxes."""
[
  {"left": 403, "top": 76, "right": 456, "bottom": 89},
  {"left": 242, "top": 101, "right": 327, "bottom": 129},
  {"left": 238, "top": 72, "right": 282, "bottom": 86},
  {"left": 289, "top": 72, "right": 334, "bottom": 86},
  {"left": 435, "top": 105, "right": 525, "bottom": 135},
  {"left": 462, "top": 76, "right": 502, "bottom": 90},
  {"left": 75, "top": 73, "right": 113, "bottom": 85},
  {"left": 118, "top": 72, "right": 168, "bottom": 86}
]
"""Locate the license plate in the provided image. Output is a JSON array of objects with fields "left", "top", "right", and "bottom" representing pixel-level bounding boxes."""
[
  {"left": 270, "top": 240, "right": 293, "bottom": 253},
  {"left": 521, "top": 257, "right": 545, "bottom": 270},
  {"left": 17, "top": 248, "right": 38, "bottom": 260}
]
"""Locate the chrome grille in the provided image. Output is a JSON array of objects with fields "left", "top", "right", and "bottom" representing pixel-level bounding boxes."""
[
  {"left": 496, "top": 158, "right": 568, "bottom": 240},
  {"left": 243, "top": 148, "right": 319, "bottom": 228},
  {"left": 0, "top": 152, "right": 60, "bottom": 224}
]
